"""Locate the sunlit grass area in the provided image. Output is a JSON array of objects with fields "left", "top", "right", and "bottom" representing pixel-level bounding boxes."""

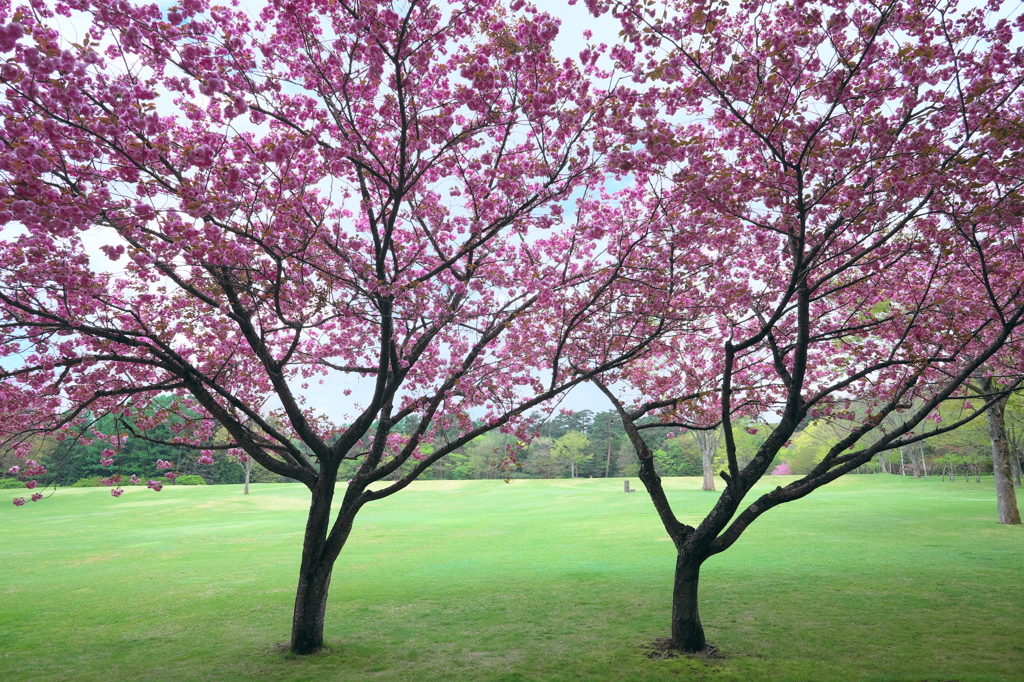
[{"left": 2, "top": 475, "right": 1022, "bottom": 681}]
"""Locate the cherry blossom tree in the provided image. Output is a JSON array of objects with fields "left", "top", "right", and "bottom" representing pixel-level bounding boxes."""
[
  {"left": 0, "top": 0, "right": 672, "bottom": 654},
  {"left": 587, "top": 0, "right": 1024, "bottom": 652}
]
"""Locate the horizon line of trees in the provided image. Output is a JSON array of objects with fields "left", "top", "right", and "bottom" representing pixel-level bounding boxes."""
[{"left": 5, "top": 399, "right": 1022, "bottom": 489}]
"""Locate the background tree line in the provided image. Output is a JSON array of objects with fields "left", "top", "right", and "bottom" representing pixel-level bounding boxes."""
[
  {"left": 0, "top": 402, "right": 287, "bottom": 488},
  {"left": 3, "top": 398, "right": 1022, "bottom": 488}
]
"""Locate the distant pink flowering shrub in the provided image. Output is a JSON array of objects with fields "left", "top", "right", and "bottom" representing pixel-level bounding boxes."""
[{"left": 771, "top": 463, "right": 792, "bottom": 476}]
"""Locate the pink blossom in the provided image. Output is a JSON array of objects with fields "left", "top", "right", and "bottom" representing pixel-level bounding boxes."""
[
  {"left": 24, "top": 479, "right": 37, "bottom": 489},
  {"left": 156, "top": 459, "right": 173, "bottom": 469},
  {"left": 197, "top": 454, "right": 214, "bottom": 466},
  {"left": 165, "top": 471, "right": 178, "bottom": 480},
  {"left": 129, "top": 474, "right": 141, "bottom": 485},
  {"left": 110, "top": 487, "right": 124, "bottom": 497},
  {"left": 12, "top": 497, "right": 25, "bottom": 506},
  {"left": 0, "top": 23, "right": 22, "bottom": 53},
  {"left": 30, "top": 493, "right": 43, "bottom": 502},
  {"left": 147, "top": 480, "right": 163, "bottom": 492},
  {"left": 7, "top": 465, "right": 18, "bottom": 474},
  {"left": 24, "top": 462, "right": 46, "bottom": 476}
]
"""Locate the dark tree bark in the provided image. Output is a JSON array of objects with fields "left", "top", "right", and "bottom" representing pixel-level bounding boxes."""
[
  {"left": 290, "top": 480, "right": 343, "bottom": 654},
  {"left": 671, "top": 551, "right": 706, "bottom": 651},
  {"left": 291, "top": 553, "right": 335, "bottom": 655}
]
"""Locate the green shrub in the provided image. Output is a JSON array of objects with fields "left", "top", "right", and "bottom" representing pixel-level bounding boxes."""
[
  {"left": 0, "top": 478, "right": 25, "bottom": 489},
  {"left": 70, "top": 476, "right": 107, "bottom": 488},
  {"left": 175, "top": 475, "right": 206, "bottom": 485}
]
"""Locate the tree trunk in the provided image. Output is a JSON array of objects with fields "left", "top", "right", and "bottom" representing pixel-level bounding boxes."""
[
  {"left": 1012, "top": 455, "right": 1021, "bottom": 487},
  {"left": 985, "top": 395, "right": 1022, "bottom": 524},
  {"left": 244, "top": 461, "right": 251, "bottom": 495},
  {"left": 290, "top": 480, "right": 350, "bottom": 654},
  {"left": 694, "top": 429, "right": 720, "bottom": 492},
  {"left": 291, "top": 550, "right": 335, "bottom": 655},
  {"left": 701, "top": 448, "right": 715, "bottom": 491},
  {"left": 908, "top": 446, "right": 921, "bottom": 478},
  {"left": 671, "top": 551, "right": 707, "bottom": 652}
]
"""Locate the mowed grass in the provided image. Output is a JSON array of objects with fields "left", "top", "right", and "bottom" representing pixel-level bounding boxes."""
[{"left": 2, "top": 475, "right": 1022, "bottom": 681}]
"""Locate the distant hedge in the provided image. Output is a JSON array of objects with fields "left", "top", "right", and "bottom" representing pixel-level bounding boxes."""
[{"left": 175, "top": 475, "right": 206, "bottom": 485}]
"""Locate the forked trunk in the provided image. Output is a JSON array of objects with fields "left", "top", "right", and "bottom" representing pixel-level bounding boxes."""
[
  {"left": 290, "top": 479, "right": 352, "bottom": 654},
  {"left": 671, "top": 551, "right": 707, "bottom": 652}
]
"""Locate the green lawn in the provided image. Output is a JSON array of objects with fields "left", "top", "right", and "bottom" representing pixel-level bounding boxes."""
[{"left": 2, "top": 475, "right": 1022, "bottom": 681}]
